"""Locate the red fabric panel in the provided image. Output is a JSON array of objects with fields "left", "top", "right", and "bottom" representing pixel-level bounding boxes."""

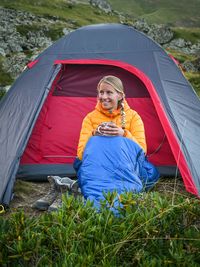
[
  {"left": 21, "top": 97, "right": 96, "bottom": 164},
  {"left": 21, "top": 96, "right": 175, "bottom": 166}
]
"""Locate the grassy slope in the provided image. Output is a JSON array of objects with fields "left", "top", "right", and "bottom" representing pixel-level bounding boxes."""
[
  {"left": 172, "top": 27, "right": 200, "bottom": 44},
  {"left": 0, "top": 0, "right": 118, "bottom": 26},
  {"left": 1, "top": 0, "right": 200, "bottom": 27},
  {"left": 108, "top": 0, "right": 200, "bottom": 27}
]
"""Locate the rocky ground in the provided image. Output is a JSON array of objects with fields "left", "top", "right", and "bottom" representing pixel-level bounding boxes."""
[
  {"left": 3, "top": 176, "right": 188, "bottom": 218},
  {"left": 4, "top": 180, "right": 50, "bottom": 217}
]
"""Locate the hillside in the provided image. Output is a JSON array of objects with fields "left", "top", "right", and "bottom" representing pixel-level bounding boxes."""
[
  {"left": 108, "top": 0, "right": 200, "bottom": 27},
  {"left": 1, "top": 0, "right": 200, "bottom": 27}
]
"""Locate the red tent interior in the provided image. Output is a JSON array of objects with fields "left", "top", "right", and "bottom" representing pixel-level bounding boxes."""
[{"left": 21, "top": 64, "right": 176, "bottom": 166}]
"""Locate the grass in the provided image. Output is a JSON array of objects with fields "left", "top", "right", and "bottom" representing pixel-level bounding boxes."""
[
  {"left": 2, "top": 0, "right": 200, "bottom": 27},
  {"left": 0, "top": 178, "right": 200, "bottom": 266},
  {"left": 166, "top": 49, "right": 196, "bottom": 63},
  {"left": 185, "top": 72, "right": 200, "bottom": 97},
  {"left": 172, "top": 27, "right": 200, "bottom": 44},
  {"left": 108, "top": 0, "right": 200, "bottom": 27},
  {"left": 0, "top": 57, "right": 14, "bottom": 87},
  {"left": 0, "top": 89, "right": 6, "bottom": 100},
  {"left": 165, "top": 50, "right": 200, "bottom": 97},
  {"left": 0, "top": 0, "right": 119, "bottom": 27},
  {"left": 16, "top": 24, "right": 65, "bottom": 42}
]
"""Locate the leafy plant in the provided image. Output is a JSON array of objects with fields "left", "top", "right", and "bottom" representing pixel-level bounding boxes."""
[{"left": 1, "top": 186, "right": 200, "bottom": 266}]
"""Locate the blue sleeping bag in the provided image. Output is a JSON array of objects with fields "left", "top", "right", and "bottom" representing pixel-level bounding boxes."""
[{"left": 74, "top": 136, "right": 159, "bottom": 210}]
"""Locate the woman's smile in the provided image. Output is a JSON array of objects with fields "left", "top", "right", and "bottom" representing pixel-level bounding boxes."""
[{"left": 98, "top": 82, "right": 122, "bottom": 111}]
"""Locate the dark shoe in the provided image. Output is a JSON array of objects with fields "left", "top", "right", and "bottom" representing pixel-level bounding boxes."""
[
  {"left": 32, "top": 176, "right": 59, "bottom": 210},
  {"left": 56, "top": 177, "right": 81, "bottom": 197},
  {"left": 48, "top": 193, "right": 62, "bottom": 212},
  {"left": 47, "top": 177, "right": 72, "bottom": 212},
  {"left": 56, "top": 177, "right": 74, "bottom": 189},
  {"left": 70, "top": 180, "right": 81, "bottom": 197}
]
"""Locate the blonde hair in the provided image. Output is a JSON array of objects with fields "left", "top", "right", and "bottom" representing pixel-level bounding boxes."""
[
  {"left": 97, "top": 75, "right": 125, "bottom": 97},
  {"left": 97, "top": 75, "right": 126, "bottom": 129}
]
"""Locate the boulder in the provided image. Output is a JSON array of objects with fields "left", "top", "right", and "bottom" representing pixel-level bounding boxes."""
[{"left": 89, "top": 0, "right": 112, "bottom": 13}]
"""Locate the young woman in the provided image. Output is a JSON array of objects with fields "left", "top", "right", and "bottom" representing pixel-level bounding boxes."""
[{"left": 75, "top": 75, "right": 159, "bottom": 212}]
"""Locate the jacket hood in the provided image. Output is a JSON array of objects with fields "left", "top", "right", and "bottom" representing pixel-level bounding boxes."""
[{"left": 95, "top": 99, "right": 130, "bottom": 117}]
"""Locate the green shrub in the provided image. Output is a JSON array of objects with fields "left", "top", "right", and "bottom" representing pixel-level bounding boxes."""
[{"left": 1, "top": 191, "right": 200, "bottom": 266}]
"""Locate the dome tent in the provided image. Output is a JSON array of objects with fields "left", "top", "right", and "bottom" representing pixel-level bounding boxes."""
[{"left": 0, "top": 23, "right": 200, "bottom": 206}]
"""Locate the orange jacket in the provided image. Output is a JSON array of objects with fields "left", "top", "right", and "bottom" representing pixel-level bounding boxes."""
[{"left": 77, "top": 100, "right": 147, "bottom": 160}]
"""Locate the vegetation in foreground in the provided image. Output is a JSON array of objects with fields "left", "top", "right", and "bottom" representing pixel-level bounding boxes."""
[{"left": 0, "top": 178, "right": 200, "bottom": 266}]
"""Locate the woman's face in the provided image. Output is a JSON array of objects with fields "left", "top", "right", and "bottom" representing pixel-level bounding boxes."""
[{"left": 98, "top": 82, "right": 122, "bottom": 111}]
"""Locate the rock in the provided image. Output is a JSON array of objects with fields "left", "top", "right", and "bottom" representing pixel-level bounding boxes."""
[
  {"left": 0, "top": 47, "right": 6, "bottom": 57},
  {"left": 182, "top": 61, "right": 197, "bottom": 72},
  {"left": 0, "top": 85, "right": 10, "bottom": 92},
  {"left": 133, "top": 19, "right": 174, "bottom": 44},
  {"left": 182, "top": 57, "right": 200, "bottom": 72},
  {"left": 2, "top": 53, "right": 29, "bottom": 79},
  {"left": 148, "top": 24, "right": 174, "bottom": 44},
  {"left": 63, "top": 28, "right": 71, "bottom": 35},
  {"left": 0, "top": 25, "right": 24, "bottom": 55},
  {"left": 89, "top": 0, "right": 112, "bottom": 13},
  {"left": 133, "top": 19, "right": 150, "bottom": 34},
  {"left": 190, "top": 42, "right": 200, "bottom": 55},
  {"left": 165, "top": 38, "right": 192, "bottom": 54},
  {"left": 164, "top": 38, "right": 200, "bottom": 55},
  {"left": 25, "top": 31, "right": 53, "bottom": 50}
]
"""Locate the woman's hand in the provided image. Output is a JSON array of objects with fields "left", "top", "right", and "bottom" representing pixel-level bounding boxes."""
[{"left": 97, "top": 122, "right": 124, "bottom": 136}]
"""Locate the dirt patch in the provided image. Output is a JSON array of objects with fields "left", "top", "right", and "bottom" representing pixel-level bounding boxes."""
[{"left": 4, "top": 180, "right": 51, "bottom": 217}]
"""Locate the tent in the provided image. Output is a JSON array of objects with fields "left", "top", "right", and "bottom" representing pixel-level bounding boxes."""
[{"left": 0, "top": 23, "right": 200, "bottom": 206}]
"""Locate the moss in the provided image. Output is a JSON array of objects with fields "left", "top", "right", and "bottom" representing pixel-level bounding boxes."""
[
  {"left": 16, "top": 24, "right": 42, "bottom": 36},
  {"left": 166, "top": 49, "right": 196, "bottom": 63},
  {"left": 172, "top": 27, "right": 200, "bottom": 44},
  {"left": 185, "top": 72, "right": 200, "bottom": 97},
  {"left": 0, "top": 89, "right": 6, "bottom": 100},
  {"left": 0, "top": 59, "right": 13, "bottom": 86},
  {"left": 45, "top": 26, "right": 65, "bottom": 41},
  {"left": 16, "top": 24, "right": 64, "bottom": 41}
]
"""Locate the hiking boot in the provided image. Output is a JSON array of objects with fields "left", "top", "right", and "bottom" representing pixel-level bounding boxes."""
[
  {"left": 48, "top": 177, "right": 80, "bottom": 212},
  {"left": 32, "top": 176, "right": 59, "bottom": 210},
  {"left": 55, "top": 177, "right": 74, "bottom": 189},
  {"left": 47, "top": 178, "right": 71, "bottom": 212},
  {"left": 56, "top": 177, "right": 81, "bottom": 197},
  {"left": 48, "top": 193, "right": 63, "bottom": 212},
  {"left": 70, "top": 180, "right": 81, "bottom": 197}
]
